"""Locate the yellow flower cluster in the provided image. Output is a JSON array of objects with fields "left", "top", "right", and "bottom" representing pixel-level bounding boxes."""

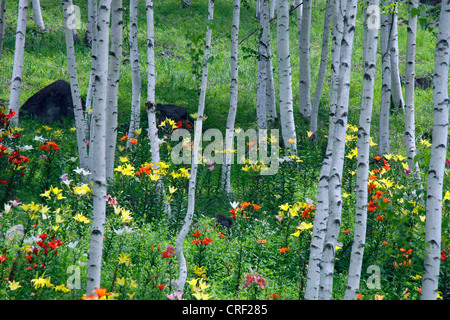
[{"left": 187, "top": 277, "right": 211, "bottom": 300}]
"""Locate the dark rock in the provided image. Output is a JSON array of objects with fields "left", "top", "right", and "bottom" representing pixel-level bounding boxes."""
[
  {"left": 20, "top": 80, "right": 84, "bottom": 124},
  {"left": 155, "top": 103, "right": 195, "bottom": 128},
  {"left": 214, "top": 214, "right": 234, "bottom": 229}
]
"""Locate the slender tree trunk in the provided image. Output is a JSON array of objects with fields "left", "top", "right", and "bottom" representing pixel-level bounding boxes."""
[
  {"left": 404, "top": 0, "right": 418, "bottom": 171},
  {"left": 295, "top": 0, "right": 303, "bottom": 40},
  {"left": 256, "top": 0, "right": 270, "bottom": 132},
  {"left": 175, "top": 0, "right": 214, "bottom": 294},
  {"left": 222, "top": 0, "right": 240, "bottom": 196},
  {"left": 421, "top": 0, "right": 450, "bottom": 300},
  {"left": 389, "top": 6, "right": 404, "bottom": 110},
  {"left": 277, "top": 0, "right": 296, "bottom": 153},
  {"left": 31, "top": 0, "right": 45, "bottom": 31},
  {"left": 0, "top": 0, "right": 6, "bottom": 60},
  {"left": 298, "top": 0, "right": 311, "bottom": 118},
  {"left": 378, "top": 4, "right": 391, "bottom": 155},
  {"left": 105, "top": 0, "right": 123, "bottom": 181},
  {"left": 256, "top": 0, "right": 261, "bottom": 19},
  {"left": 304, "top": 0, "right": 343, "bottom": 300},
  {"left": 85, "top": 0, "right": 97, "bottom": 45},
  {"left": 127, "top": 0, "right": 141, "bottom": 149},
  {"left": 309, "top": 0, "right": 332, "bottom": 141},
  {"left": 62, "top": 0, "right": 89, "bottom": 171},
  {"left": 270, "top": 0, "right": 277, "bottom": 18},
  {"left": 9, "top": 0, "right": 28, "bottom": 126},
  {"left": 344, "top": 0, "right": 379, "bottom": 300},
  {"left": 318, "top": 0, "right": 357, "bottom": 300},
  {"left": 85, "top": 0, "right": 111, "bottom": 296},
  {"left": 146, "top": 0, "right": 160, "bottom": 166}
]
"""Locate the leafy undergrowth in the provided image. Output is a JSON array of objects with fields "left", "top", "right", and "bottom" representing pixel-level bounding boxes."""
[{"left": 1, "top": 106, "right": 450, "bottom": 300}]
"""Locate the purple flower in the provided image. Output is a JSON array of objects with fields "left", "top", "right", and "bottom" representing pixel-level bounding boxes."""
[{"left": 9, "top": 200, "right": 22, "bottom": 207}]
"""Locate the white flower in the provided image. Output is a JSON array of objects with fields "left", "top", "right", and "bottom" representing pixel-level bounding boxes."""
[
  {"left": 21, "top": 145, "right": 34, "bottom": 151},
  {"left": 67, "top": 241, "right": 79, "bottom": 250},
  {"left": 33, "top": 135, "right": 47, "bottom": 143},
  {"left": 73, "top": 167, "right": 91, "bottom": 176},
  {"left": 69, "top": 157, "right": 78, "bottom": 162},
  {"left": 114, "top": 226, "right": 134, "bottom": 236},
  {"left": 230, "top": 201, "right": 239, "bottom": 209}
]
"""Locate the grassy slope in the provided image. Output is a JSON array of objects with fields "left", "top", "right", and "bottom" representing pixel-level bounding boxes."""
[{"left": 0, "top": 0, "right": 440, "bottom": 153}]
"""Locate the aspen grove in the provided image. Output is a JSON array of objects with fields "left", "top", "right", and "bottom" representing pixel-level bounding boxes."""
[{"left": 0, "top": 0, "right": 450, "bottom": 302}]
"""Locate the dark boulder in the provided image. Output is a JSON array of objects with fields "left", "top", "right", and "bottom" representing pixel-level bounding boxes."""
[
  {"left": 214, "top": 214, "right": 234, "bottom": 230},
  {"left": 20, "top": 80, "right": 84, "bottom": 124},
  {"left": 155, "top": 103, "right": 195, "bottom": 128}
]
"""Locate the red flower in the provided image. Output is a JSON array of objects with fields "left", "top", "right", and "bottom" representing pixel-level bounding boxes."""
[
  {"left": 192, "top": 229, "right": 203, "bottom": 238},
  {"left": 156, "top": 284, "right": 165, "bottom": 291},
  {"left": 441, "top": 250, "right": 448, "bottom": 262},
  {"left": 161, "top": 246, "right": 175, "bottom": 258},
  {"left": 253, "top": 204, "right": 261, "bottom": 210},
  {"left": 5, "top": 109, "right": 16, "bottom": 119},
  {"left": 0, "top": 255, "right": 7, "bottom": 263},
  {"left": 201, "top": 237, "right": 214, "bottom": 246}
]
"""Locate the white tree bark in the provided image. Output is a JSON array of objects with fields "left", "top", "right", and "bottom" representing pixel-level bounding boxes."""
[
  {"left": 309, "top": 0, "right": 332, "bottom": 140},
  {"left": 421, "top": 0, "right": 450, "bottom": 300},
  {"left": 222, "top": 0, "right": 240, "bottom": 196},
  {"left": 85, "top": 0, "right": 111, "bottom": 296},
  {"left": 31, "top": 0, "right": 45, "bottom": 31},
  {"left": 304, "top": 0, "right": 343, "bottom": 300},
  {"left": 295, "top": 0, "right": 303, "bottom": 39},
  {"left": 404, "top": 0, "right": 418, "bottom": 171},
  {"left": 9, "top": 0, "right": 28, "bottom": 126},
  {"left": 105, "top": 0, "right": 123, "bottom": 181},
  {"left": 378, "top": 4, "right": 391, "bottom": 155},
  {"left": 298, "top": 0, "right": 311, "bottom": 118},
  {"left": 85, "top": 0, "right": 97, "bottom": 45},
  {"left": 318, "top": 0, "right": 357, "bottom": 300},
  {"left": 389, "top": 6, "right": 404, "bottom": 110},
  {"left": 270, "top": 0, "right": 277, "bottom": 18},
  {"left": 0, "top": 0, "right": 7, "bottom": 60},
  {"left": 175, "top": 0, "right": 214, "bottom": 294},
  {"left": 127, "top": 0, "right": 141, "bottom": 149},
  {"left": 146, "top": 0, "right": 160, "bottom": 166},
  {"left": 256, "top": 0, "right": 270, "bottom": 132},
  {"left": 344, "top": 0, "right": 379, "bottom": 300},
  {"left": 276, "top": 0, "right": 296, "bottom": 153},
  {"left": 62, "top": 0, "right": 89, "bottom": 171}
]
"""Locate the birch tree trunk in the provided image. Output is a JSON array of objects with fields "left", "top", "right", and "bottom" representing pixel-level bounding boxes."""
[
  {"left": 309, "top": 0, "right": 332, "bottom": 141},
  {"left": 389, "top": 6, "right": 404, "bottom": 110},
  {"left": 222, "top": 0, "right": 240, "bottom": 196},
  {"left": 9, "top": 0, "right": 28, "bottom": 126},
  {"left": 256, "top": 0, "right": 270, "bottom": 132},
  {"left": 85, "top": 0, "right": 97, "bottom": 45},
  {"left": 105, "top": 0, "right": 123, "bottom": 181},
  {"left": 344, "top": 0, "right": 379, "bottom": 300},
  {"left": 378, "top": 4, "right": 391, "bottom": 155},
  {"left": 146, "top": 0, "right": 160, "bottom": 166},
  {"left": 318, "top": 0, "right": 357, "bottom": 300},
  {"left": 304, "top": 0, "right": 343, "bottom": 300},
  {"left": 62, "top": 0, "right": 89, "bottom": 171},
  {"left": 85, "top": 0, "right": 111, "bottom": 296},
  {"left": 295, "top": 0, "right": 303, "bottom": 41},
  {"left": 298, "top": 0, "right": 311, "bottom": 118},
  {"left": 0, "top": 0, "right": 6, "bottom": 60},
  {"left": 404, "top": 0, "right": 418, "bottom": 171},
  {"left": 31, "top": 0, "right": 45, "bottom": 31},
  {"left": 175, "top": 0, "right": 214, "bottom": 294},
  {"left": 276, "top": 0, "right": 296, "bottom": 153},
  {"left": 270, "top": 0, "right": 277, "bottom": 18},
  {"left": 127, "top": 0, "right": 141, "bottom": 149},
  {"left": 421, "top": 0, "right": 450, "bottom": 300}
]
